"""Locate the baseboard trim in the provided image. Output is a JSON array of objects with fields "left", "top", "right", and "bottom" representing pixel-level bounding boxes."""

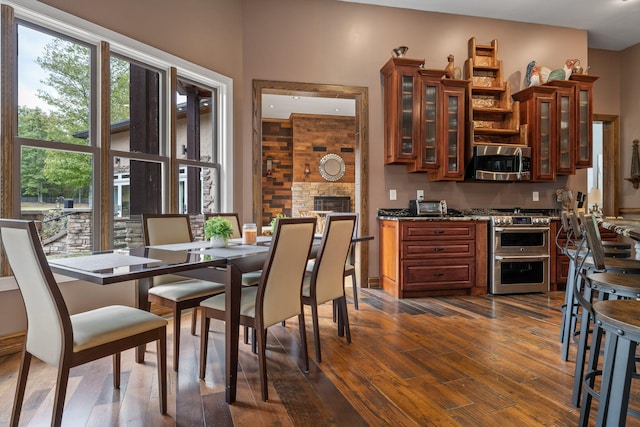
[{"left": 0, "top": 332, "right": 25, "bottom": 356}]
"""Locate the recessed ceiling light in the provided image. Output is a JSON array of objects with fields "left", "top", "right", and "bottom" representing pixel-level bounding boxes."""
[
  {"left": 293, "top": 96, "right": 300, "bottom": 100},
  {"left": 335, "top": 108, "right": 340, "bottom": 112},
  {"left": 269, "top": 104, "right": 274, "bottom": 108}
]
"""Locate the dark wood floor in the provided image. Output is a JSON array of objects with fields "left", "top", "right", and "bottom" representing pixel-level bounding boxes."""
[{"left": 2, "top": 287, "right": 638, "bottom": 426}]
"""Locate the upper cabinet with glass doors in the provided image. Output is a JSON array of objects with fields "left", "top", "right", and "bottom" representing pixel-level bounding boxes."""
[
  {"left": 380, "top": 57, "right": 424, "bottom": 164},
  {"left": 569, "top": 74, "right": 599, "bottom": 168},
  {"left": 381, "top": 58, "right": 468, "bottom": 180}
]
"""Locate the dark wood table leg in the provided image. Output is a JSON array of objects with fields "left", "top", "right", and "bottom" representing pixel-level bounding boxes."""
[
  {"left": 225, "top": 263, "right": 242, "bottom": 403},
  {"left": 136, "top": 277, "right": 152, "bottom": 363}
]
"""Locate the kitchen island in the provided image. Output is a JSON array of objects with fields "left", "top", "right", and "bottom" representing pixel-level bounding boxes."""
[{"left": 599, "top": 218, "right": 640, "bottom": 259}]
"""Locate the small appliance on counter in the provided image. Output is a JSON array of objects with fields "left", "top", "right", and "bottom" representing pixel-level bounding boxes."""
[{"left": 409, "top": 199, "right": 447, "bottom": 216}]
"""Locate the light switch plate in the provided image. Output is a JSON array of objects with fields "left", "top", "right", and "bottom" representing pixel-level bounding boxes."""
[
  {"left": 532, "top": 191, "right": 539, "bottom": 202},
  {"left": 417, "top": 190, "right": 424, "bottom": 201},
  {"left": 390, "top": 189, "right": 397, "bottom": 200}
]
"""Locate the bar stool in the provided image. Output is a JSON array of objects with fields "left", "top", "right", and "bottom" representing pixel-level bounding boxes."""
[
  {"left": 576, "top": 297, "right": 640, "bottom": 426},
  {"left": 570, "top": 214, "right": 640, "bottom": 407},
  {"left": 559, "top": 212, "right": 634, "bottom": 362},
  {"left": 577, "top": 272, "right": 640, "bottom": 425}
]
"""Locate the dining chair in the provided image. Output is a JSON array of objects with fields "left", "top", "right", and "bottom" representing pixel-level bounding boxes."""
[
  {"left": 199, "top": 217, "right": 316, "bottom": 401},
  {"left": 0, "top": 219, "right": 167, "bottom": 426},
  {"left": 302, "top": 213, "right": 356, "bottom": 363},
  {"left": 307, "top": 212, "right": 361, "bottom": 311},
  {"left": 204, "top": 212, "right": 262, "bottom": 348},
  {"left": 204, "top": 212, "right": 262, "bottom": 286},
  {"left": 142, "top": 213, "right": 225, "bottom": 371},
  {"left": 204, "top": 212, "right": 241, "bottom": 239}
]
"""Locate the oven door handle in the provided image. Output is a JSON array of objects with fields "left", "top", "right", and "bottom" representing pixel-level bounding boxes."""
[
  {"left": 494, "top": 227, "right": 550, "bottom": 233},
  {"left": 495, "top": 255, "right": 550, "bottom": 260}
]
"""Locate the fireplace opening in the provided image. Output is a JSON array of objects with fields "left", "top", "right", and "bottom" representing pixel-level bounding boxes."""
[{"left": 313, "top": 196, "right": 351, "bottom": 212}]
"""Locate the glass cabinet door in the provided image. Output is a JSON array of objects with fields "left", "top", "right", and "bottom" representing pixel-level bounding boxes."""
[
  {"left": 570, "top": 74, "right": 597, "bottom": 168},
  {"left": 441, "top": 87, "right": 465, "bottom": 179},
  {"left": 576, "top": 88, "right": 591, "bottom": 166},
  {"left": 420, "top": 82, "right": 438, "bottom": 169},
  {"left": 556, "top": 86, "right": 575, "bottom": 175},
  {"left": 400, "top": 75, "right": 415, "bottom": 156},
  {"left": 536, "top": 97, "right": 556, "bottom": 181}
]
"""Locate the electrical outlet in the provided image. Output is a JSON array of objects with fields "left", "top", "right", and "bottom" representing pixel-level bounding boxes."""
[
  {"left": 532, "top": 191, "right": 539, "bottom": 202},
  {"left": 389, "top": 189, "right": 397, "bottom": 200},
  {"left": 417, "top": 190, "right": 424, "bottom": 201}
]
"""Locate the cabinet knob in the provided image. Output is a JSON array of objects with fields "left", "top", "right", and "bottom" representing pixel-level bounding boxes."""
[
  {"left": 434, "top": 247, "right": 444, "bottom": 252},
  {"left": 434, "top": 230, "right": 444, "bottom": 235}
]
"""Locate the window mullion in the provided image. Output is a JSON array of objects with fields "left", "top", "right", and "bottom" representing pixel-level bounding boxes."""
[{"left": 99, "top": 41, "right": 111, "bottom": 250}]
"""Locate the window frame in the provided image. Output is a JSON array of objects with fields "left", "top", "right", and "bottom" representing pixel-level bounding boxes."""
[{"left": 1, "top": 1, "right": 233, "bottom": 275}]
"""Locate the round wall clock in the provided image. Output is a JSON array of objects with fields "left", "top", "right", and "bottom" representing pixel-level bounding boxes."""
[{"left": 318, "top": 153, "right": 346, "bottom": 182}]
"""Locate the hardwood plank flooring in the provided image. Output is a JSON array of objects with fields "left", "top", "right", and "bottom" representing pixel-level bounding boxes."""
[{"left": 2, "top": 288, "right": 640, "bottom": 426}]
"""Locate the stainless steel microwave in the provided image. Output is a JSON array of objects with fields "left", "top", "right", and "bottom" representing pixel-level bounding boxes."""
[{"left": 467, "top": 145, "right": 531, "bottom": 181}]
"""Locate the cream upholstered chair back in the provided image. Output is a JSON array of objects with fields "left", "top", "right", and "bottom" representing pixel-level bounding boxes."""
[
  {"left": 142, "top": 214, "right": 193, "bottom": 285},
  {"left": 311, "top": 214, "right": 357, "bottom": 304},
  {"left": 257, "top": 217, "right": 316, "bottom": 328},
  {"left": 205, "top": 213, "right": 242, "bottom": 239},
  {"left": 143, "top": 214, "right": 193, "bottom": 245},
  {"left": 0, "top": 219, "right": 70, "bottom": 366}
]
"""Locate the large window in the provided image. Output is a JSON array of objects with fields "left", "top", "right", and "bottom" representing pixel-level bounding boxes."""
[
  {"left": 2, "top": 3, "right": 232, "bottom": 265},
  {"left": 16, "top": 21, "right": 98, "bottom": 254}
]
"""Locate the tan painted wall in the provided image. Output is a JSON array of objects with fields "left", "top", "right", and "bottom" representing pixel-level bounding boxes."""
[
  {"left": 620, "top": 43, "right": 640, "bottom": 209},
  {"left": 589, "top": 48, "right": 621, "bottom": 116}
]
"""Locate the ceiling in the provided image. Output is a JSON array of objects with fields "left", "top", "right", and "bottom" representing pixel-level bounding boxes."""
[
  {"left": 263, "top": 0, "right": 640, "bottom": 119},
  {"left": 342, "top": 0, "right": 640, "bottom": 51}
]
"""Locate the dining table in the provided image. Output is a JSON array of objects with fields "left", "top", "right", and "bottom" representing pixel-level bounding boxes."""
[
  {"left": 48, "top": 240, "right": 271, "bottom": 404},
  {"left": 47, "top": 232, "right": 372, "bottom": 404}
]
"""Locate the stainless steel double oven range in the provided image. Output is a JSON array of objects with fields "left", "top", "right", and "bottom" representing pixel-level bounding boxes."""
[{"left": 489, "top": 209, "right": 551, "bottom": 294}]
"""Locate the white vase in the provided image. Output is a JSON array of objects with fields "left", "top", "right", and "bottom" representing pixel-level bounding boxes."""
[{"left": 210, "top": 236, "right": 228, "bottom": 248}]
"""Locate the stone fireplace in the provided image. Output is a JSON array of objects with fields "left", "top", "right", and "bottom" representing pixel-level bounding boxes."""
[{"left": 314, "top": 196, "right": 351, "bottom": 212}]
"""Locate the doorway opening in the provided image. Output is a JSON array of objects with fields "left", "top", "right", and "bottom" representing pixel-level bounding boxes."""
[
  {"left": 252, "top": 80, "right": 370, "bottom": 287},
  {"left": 592, "top": 114, "right": 619, "bottom": 216}
]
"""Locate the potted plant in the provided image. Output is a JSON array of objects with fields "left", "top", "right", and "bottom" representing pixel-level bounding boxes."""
[
  {"left": 204, "top": 216, "right": 234, "bottom": 247},
  {"left": 269, "top": 213, "right": 287, "bottom": 234}
]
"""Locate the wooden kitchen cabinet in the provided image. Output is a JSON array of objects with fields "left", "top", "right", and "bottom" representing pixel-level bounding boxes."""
[
  {"left": 379, "top": 219, "right": 488, "bottom": 298},
  {"left": 512, "top": 85, "right": 557, "bottom": 182},
  {"left": 427, "top": 78, "right": 468, "bottom": 181},
  {"left": 570, "top": 74, "right": 598, "bottom": 168},
  {"left": 544, "top": 80, "right": 577, "bottom": 175},
  {"left": 381, "top": 58, "right": 467, "bottom": 179},
  {"left": 380, "top": 57, "right": 424, "bottom": 164}
]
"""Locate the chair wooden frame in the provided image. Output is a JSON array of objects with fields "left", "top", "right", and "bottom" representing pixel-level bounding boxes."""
[
  {"left": 142, "top": 213, "right": 225, "bottom": 371},
  {"left": 199, "top": 217, "right": 316, "bottom": 401},
  {"left": 1, "top": 219, "right": 167, "bottom": 426}
]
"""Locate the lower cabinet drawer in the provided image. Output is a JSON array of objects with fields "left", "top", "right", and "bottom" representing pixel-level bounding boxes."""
[
  {"left": 402, "top": 241, "right": 474, "bottom": 258},
  {"left": 401, "top": 259, "right": 474, "bottom": 290}
]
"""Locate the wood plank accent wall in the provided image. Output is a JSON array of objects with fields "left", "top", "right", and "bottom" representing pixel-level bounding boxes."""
[
  {"left": 262, "top": 119, "right": 293, "bottom": 226},
  {"left": 291, "top": 114, "right": 356, "bottom": 182},
  {"left": 261, "top": 114, "right": 356, "bottom": 227}
]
